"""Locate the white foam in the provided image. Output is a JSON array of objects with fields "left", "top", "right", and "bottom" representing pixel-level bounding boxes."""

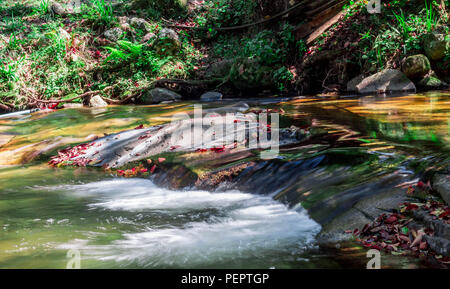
[{"left": 58, "top": 178, "right": 321, "bottom": 268}]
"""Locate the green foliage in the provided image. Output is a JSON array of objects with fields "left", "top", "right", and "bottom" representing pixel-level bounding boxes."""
[
  {"left": 214, "top": 24, "right": 299, "bottom": 66},
  {"left": 393, "top": 10, "right": 410, "bottom": 39},
  {"left": 424, "top": 0, "right": 439, "bottom": 32},
  {"left": 202, "top": 0, "right": 258, "bottom": 27},
  {"left": 80, "top": 0, "right": 115, "bottom": 26},
  {"left": 273, "top": 67, "right": 293, "bottom": 91},
  {"left": 93, "top": 0, "right": 113, "bottom": 21},
  {"left": 0, "top": 60, "right": 19, "bottom": 82},
  {"left": 132, "top": 0, "right": 187, "bottom": 19},
  {"left": 34, "top": 0, "right": 50, "bottom": 16},
  {"left": 104, "top": 41, "right": 143, "bottom": 63}
]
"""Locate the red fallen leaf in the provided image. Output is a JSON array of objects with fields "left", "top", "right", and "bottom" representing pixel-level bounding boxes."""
[
  {"left": 417, "top": 181, "right": 425, "bottom": 188},
  {"left": 150, "top": 165, "right": 156, "bottom": 174},
  {"left": 439, "top": 210, "right": 450, "bottom": 219},
  {"left": 369, "top": 244, "right": 382, "bottom": 250},
  {"left": 196, "top": 148, "right": 208, "bottom": 153},
  {"left": 134, "top": 124, "right": 144, "bottom": 129},
  {"left": 361, "top": 223, "right": 371, "bottom": 234},
  {"left": 140, "top": 168, "right": 148, "bottom": 173},
  {"left": 131, "top": 167, "right": 136, "bottom": 172},
  {"left": 138, "top": 135, "right": 149, "bottom": 140},
  {"left": 385, "top": 215, "right": 397, "bottom": 224},
  {"left": 210, "top": 146, "right": 225, "bottom": 153},
  {"left": 47, "top": 103, "right": 58, "bottom": 110},
  {"left": 353, "top": 228, "right": 360, "bottom": 236},
  {"left": 170, "top": 145, "right": 181, "bottom": 150},
  {"left": 406, "top": 204, "right": 419, "bottom": 211}
]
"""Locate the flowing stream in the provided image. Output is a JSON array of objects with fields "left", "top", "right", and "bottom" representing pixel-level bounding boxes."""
[{"left": 0, "top": 92, "right": 448, "bottom": 268}]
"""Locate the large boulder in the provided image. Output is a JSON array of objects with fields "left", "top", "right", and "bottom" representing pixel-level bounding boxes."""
[
  {"left": 401, "top": 54, "right": 431, "bottom": 81},
  {"left": 423, "top": 33, "right": 449, "bottom": 61},
  {"left": 104, "top": 28, "right": 123, "bottom": 42},
  {"left": 346, "top": 74, "right": 365, "bottom": 92},
  {"left": 356, "top": 69, "right": 416, "bottom": 94},
  {"left": 200, "top": 91, "right": 223, "bottom": 102},
  {"left": 140, "top": 88, "right": 182, "bottom": 104},
  {"left": 153, "top": 28, "right": 181, "bottom": 56}
]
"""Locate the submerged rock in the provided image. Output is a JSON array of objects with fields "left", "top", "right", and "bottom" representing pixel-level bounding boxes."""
[
  {"left": 356, "top": 69, "right": 416, "bottom": 94},
  {"left": 401, "top": 54, "right": 431, "bottom": 81},
  {"left": 200, "top": 91, "right": 223, "bottom": 102},
  {"left": 140, "top": 88, "right": 182, "bottom": 104}
]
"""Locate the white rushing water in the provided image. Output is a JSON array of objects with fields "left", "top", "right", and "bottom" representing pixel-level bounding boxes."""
[{"left": 58, "top": 179, "right": 321, "bottom": 268}]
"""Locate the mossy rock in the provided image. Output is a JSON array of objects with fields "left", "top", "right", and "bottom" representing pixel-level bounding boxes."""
[
  {"left": 401, "top": 54, "right": 431, "bottom": 81},
  {"left": 417, "top": 76, "right": 446, "bottom": 89},
  {"left": 423, "top": 33, "right": 449, "bottom": 61}
]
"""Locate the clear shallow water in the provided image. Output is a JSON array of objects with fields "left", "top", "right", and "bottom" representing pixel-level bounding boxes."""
[{"left": 0, "top": 92, "right": 448, "bottom": 269}]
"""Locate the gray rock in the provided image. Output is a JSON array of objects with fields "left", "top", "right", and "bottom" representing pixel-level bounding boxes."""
[
  {"left": 89, "top": 95, "right": 108, "bottom": 107},
  {"left": 424, "top": 235, "right": 450, "bottom": 257},
  {"left": 200, "top": 91, "right": 223, "bottom": 102},
  {"left": 356, "top": 69, "right": 416, "bottom": 94},
  {"left": 141, "top": 88, "right": 182, "bottom": 104},
  {"left": 51, "top": 2, "right": 67, "bottom": 15},
  {"left": 104, "top": 27, "right": 123, "bottom": 42},
  {"left": 401, "top": 54, "right": 431, "bottom": 81},
  {"left": 130, "top": 17, "right": 152, "bottom": 32},
  {"left": 412, "top": 209, "right": 450, "bottom": 239},
  {"left": 347, "top": 74, "right": 365, "bottom": 92},
  {"left": 433, "top": 173, "right": 450, "bottom": 205},
  {"left": 423, "top": 33, "right": 449, "bottom": 61},
  {"left": 153, "top": 28, "right": 181, "bottom": 56}
]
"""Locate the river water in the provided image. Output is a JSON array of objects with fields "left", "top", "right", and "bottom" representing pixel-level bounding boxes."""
[{"left": 0, "top": 92, "right": 448, "bottom": 268}]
